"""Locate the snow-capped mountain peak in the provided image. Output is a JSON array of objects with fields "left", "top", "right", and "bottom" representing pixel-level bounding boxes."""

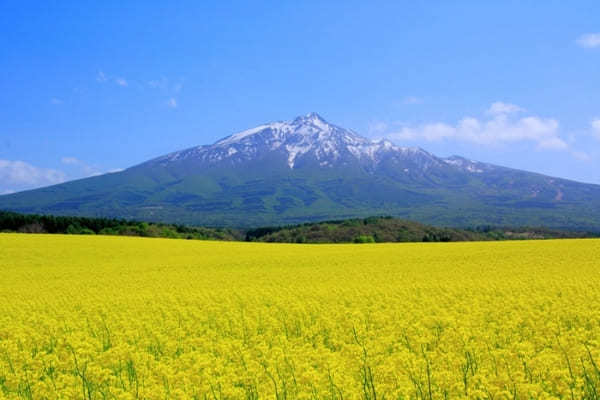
[
  {"left": 292, "top": 111, "right": 327, "bottom": 124},
  {"left": 154, "top": 113, "right": 453, "bottom": 170}
]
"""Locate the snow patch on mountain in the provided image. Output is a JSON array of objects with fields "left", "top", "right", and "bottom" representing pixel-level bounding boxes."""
[
  {"left": 443, "top": 156, "right": 489, "bottom": 173},
  {"left": 152, "top": 113, "right": 498, "bottom": 175},
  {"left": 286, "top": 144, "right": 312, "bottom": 168}
]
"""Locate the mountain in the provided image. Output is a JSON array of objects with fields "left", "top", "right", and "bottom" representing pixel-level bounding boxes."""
[{"left": 1, "top": 112, "right": 600, "bottom": 228}]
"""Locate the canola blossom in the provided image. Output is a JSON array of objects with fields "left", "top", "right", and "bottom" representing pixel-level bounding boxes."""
[{"left": 0, "top": 234, "right": 599, "bottom": 399}]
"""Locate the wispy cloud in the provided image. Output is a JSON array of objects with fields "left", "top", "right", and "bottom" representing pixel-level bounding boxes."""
[
  {"left": 384, "top": 102, "right": 568, "bottom": 150},
  {"left": 571, "top": 150, "right": 591, "bottom": 161},
  {"left": 115, "top": 78, "right": 128, "bottom": 87},
  {"left": 592, "top": 118, "right": 600, "bottom": 140},
  {"left": 402, "top": 96, "right": 422, "bottom": 105},
  {"left": 486, "top": 101, "right": 525, "bottom": 116},
  {"left": 148, "top": 77, "right": 184, "bottom": 106},
  {"left": 148, "top": 77, "right": 168, "bottom": 90},
  {"left": 61, "top": 156, "right": 102, "bottom": 177},
  {"left": 576, "top": 33, "right": 600, "bottom": 48},
  {"left": 60, "top": 157, "right": 80, "bottom": 165},
  {"left": 368, "top": 121, "right": 389, "bottom": 136},
  {"left": 50, "top": 97, "right": 63, "bottom": 105},
  {"left": 96, "top": 70, "right": 108, "bottom": 82},
  {"left": 97, "top": 71, "right": 183, "bottom": 106},
  {"left": 61, "top": 157, "right": 124, "bottom": 180},
  {"left": 96, "top": 71, "right": 128, "bottom": 87},
  {"left": 148, "top": 77, "right": 184, "bottom": 92}
]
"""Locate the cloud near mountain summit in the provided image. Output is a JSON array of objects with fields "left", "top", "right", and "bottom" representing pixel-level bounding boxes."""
[{"left": 384, "top": 102, "right": 566, "bottom": 150}]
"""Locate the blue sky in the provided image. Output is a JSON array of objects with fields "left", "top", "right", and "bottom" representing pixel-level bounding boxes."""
[{"left": 1, "top": 1, "right": 599, "bottom": 193}]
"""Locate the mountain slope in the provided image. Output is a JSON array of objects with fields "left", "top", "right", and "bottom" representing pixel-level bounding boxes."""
[{"left": 1, "top": 113, "right": 600, "bottom": 228}]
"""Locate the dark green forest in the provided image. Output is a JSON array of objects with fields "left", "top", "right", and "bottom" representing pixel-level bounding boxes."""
[
  {"left": 0, "top": 210, "right": 242, "bottom": 240},
  {"left": 1, "top": 210, "right": 597, "bottom": 244},
  {"left": 244, "top": 216, "right": 599, "bottom": 243}
]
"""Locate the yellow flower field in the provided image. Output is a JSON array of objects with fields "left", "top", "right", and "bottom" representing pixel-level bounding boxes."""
[{"left": 1, "top": 234, "right": 599, "bottom": 399}]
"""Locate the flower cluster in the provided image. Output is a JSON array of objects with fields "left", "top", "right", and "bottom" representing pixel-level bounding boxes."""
[{"left": 0, "top": 235, "right": 599, "bottom": 398}]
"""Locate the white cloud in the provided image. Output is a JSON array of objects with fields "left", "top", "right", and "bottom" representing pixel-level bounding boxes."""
[
  {"left": 167, "top": 98, "right": 177, "bottom": 108},
  {"left": 0, "top": 160, "right": 66, "bottom": 190},
  {"left": 576, "top": 33, "right": 600, "bottom": 48},
  {"left": 386, "top": 102, "right": 567, "bottom": 150},
  {"left": 487, "top": 101, "right": 525, "bottom": 116},
  {"left": 60, "top": 156, "right": 79, "bottom": 165},
  {"left": 0, "top": 158, "right": 122, "bottom": 194},
  {"left": 570, "top": 150, "right": 591, "bottom": 161},
  {"left": 50, "top": 97, "right": 63, "bottom": 105},
  {"left": 537, "top": 136, "right": 568, "bottom": 150},
  {"left": 115, "top": 78, "right": 128, "bottom": 87}
]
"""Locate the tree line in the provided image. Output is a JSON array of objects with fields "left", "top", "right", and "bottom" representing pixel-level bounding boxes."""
[
  {"left": 1, "top": 211, "right": 597, "bottom": 243},
  {"left": 0, "top": 211, "right": 242, "bottom": 240}
]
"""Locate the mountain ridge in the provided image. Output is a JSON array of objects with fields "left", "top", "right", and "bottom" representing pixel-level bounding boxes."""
[
  {"left": 1, "top": 113, "right": 599, "bottom": 228},
  {"left": 146, "top": 112, "right": 432, "bottom": 170}
]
